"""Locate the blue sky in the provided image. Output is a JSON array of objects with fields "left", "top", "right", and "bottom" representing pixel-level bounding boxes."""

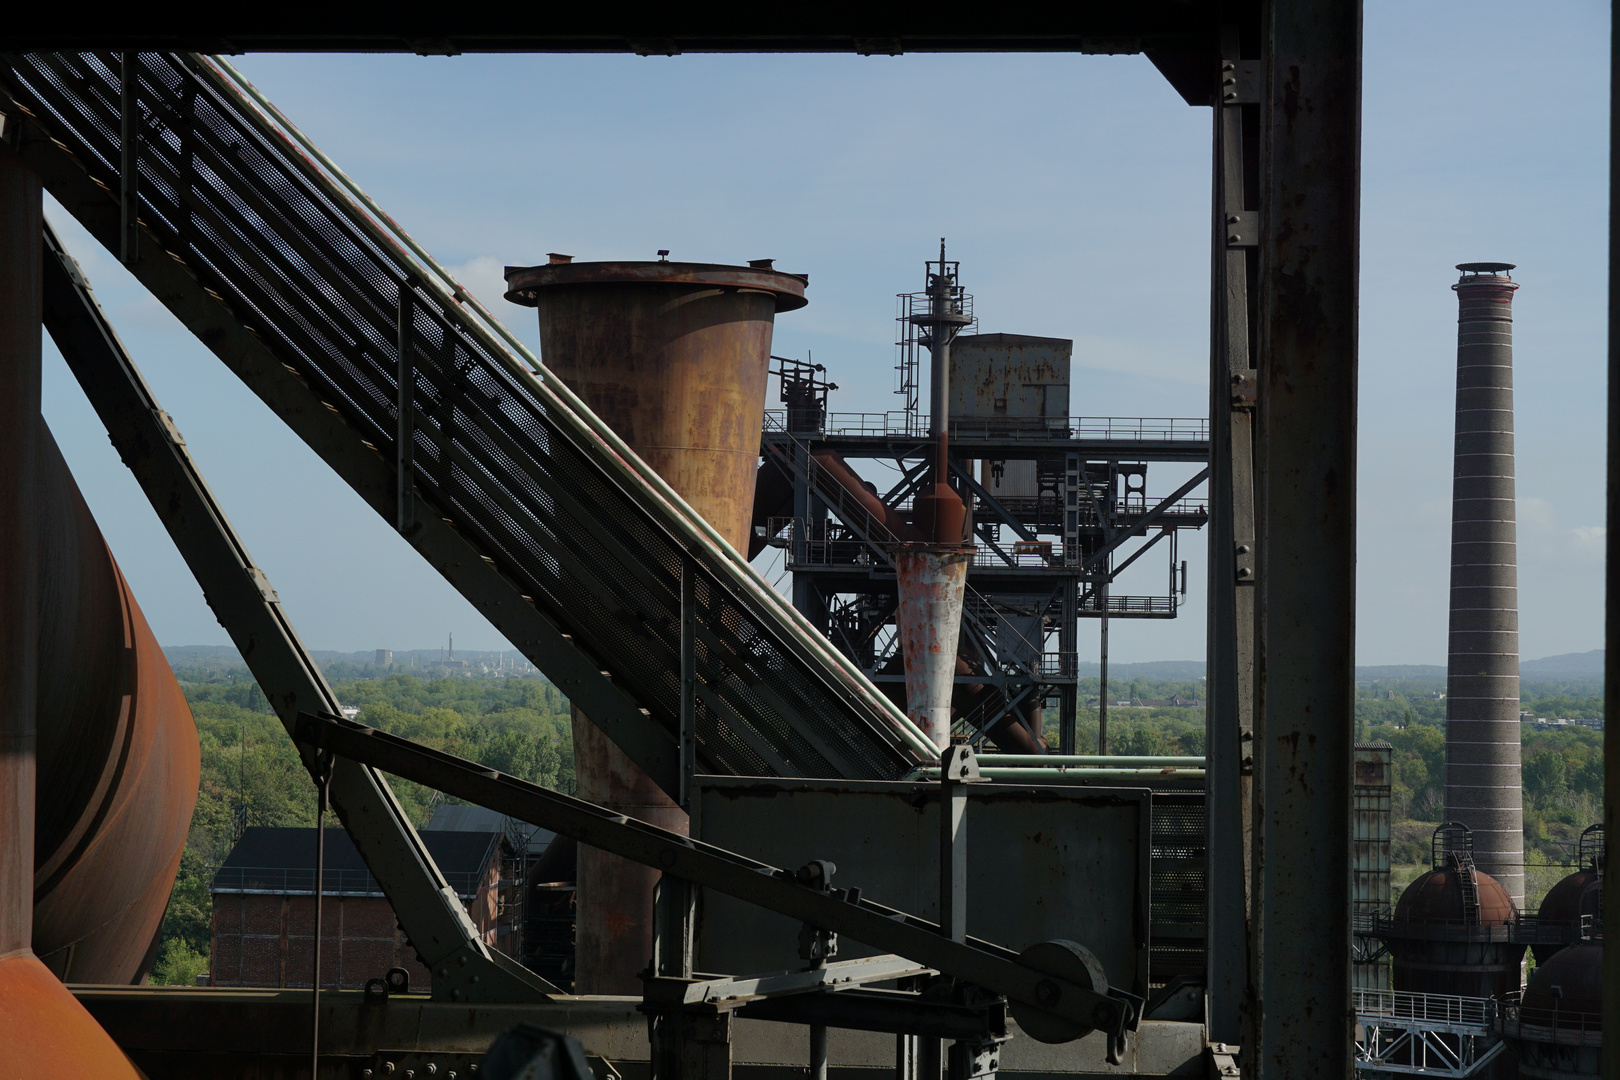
[{"left": 40, "top": 2, "right": 1610, "bottom": 665}]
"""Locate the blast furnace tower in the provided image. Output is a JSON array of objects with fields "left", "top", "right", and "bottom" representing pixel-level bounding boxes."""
[{"left": 1444, "top": 262, "right": 1524, "bottom": 905}]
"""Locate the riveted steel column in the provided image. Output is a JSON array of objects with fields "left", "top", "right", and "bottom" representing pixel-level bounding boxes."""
[
  {"left": 1206, "top": 21, "right": 1261, "bottom": 1047},
  {"left": 1444, "top": 265, "right": 1523, "bottom": 905},
  {"left": 1253, "top": 1, "right": 1361, "bottom": 1077}
]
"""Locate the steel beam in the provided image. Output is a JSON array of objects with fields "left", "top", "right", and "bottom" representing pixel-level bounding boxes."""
[
  {"left": 294, "top": 711, "right": 1134, "bottom": 1048},
  {"left": 1205, "top": 23, "right": 1260, "bottom": 1047},
  {"left": 39, "top": 222, "right": 558, "bottom": 1003},
  {"left": 1252, "top": 2, "right": 1361, "bottom": 1077}
]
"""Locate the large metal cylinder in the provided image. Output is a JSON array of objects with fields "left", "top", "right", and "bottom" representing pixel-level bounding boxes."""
[
  {"left": 506, "top": 257, "right": 806, "bottom": 993},
  {"left": 33, "top": 428, "right": 201, "bottom": 983},
  {"left": 506, "top": 258, "right": 808, "bottom": 553},
  {"left": 1444, "top": 263, "right": 1524, "bottom": 904}
]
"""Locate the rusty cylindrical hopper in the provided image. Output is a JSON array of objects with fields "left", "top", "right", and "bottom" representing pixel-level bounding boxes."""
[
  {"left": 0, "top": 139, "right": 144, "bottom": 1078},
  {"left": 505, "top": 256, "right": 807, "bottom": 993}
]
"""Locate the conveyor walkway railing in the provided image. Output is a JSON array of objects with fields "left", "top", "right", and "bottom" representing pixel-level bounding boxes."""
[{"left": 0, "top": 50, "right": 939, "bottom": 793}]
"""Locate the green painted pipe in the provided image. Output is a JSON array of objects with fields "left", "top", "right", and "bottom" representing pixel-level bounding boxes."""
[
  {"left": 977, "top": 754, "right": 1205, "bottom": 768},
  {"left": 916, "top": 767, "right": 1205, "bottom": 783}
]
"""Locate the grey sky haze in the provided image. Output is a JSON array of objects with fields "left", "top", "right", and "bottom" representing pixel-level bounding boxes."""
[{"left": 38, "top": 2, "right": 1610, "bottom": 665}]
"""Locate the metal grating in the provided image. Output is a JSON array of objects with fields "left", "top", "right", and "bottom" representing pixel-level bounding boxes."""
[
  {"left": 1150, "top": 794, "right": 1207, "bottom": 983},
  {"left": 2, "top": 50, "right": 921, "bottom": 783}
]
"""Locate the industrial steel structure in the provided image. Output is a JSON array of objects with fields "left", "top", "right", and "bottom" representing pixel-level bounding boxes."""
[
  {"left": 758, "top": 253, "right": 1209, "bottom": 758},
  {"left": 0, "top": 2, "right": 1495, "bottom": 1078}
]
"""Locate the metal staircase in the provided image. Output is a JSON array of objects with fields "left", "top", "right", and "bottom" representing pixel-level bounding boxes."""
[{"left": 0, "top": 50, "right": 938, "bottom": 791}]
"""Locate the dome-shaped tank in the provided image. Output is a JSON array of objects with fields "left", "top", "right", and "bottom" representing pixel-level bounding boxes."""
[
  {"left": 1499, "top": 942, "right": 1601, "bottom": 1078},
  {"left": 1384, "top": 824, "right": 1525, "bottom": 999},
  {"left": 1529, "top": 823, "right": 1602, "bottom": 964}
]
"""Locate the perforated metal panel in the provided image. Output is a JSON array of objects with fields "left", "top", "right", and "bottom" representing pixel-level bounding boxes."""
[
  {"left": 2, "top": 51, "right": 917, "bottom": 783},
  {"left": 1150, "top": 793, "right": 1207, "bottom": 983}
]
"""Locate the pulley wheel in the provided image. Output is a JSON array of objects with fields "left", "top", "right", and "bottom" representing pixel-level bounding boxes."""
[{"left": 1008, "top": 939, "right": 1111, "bottom": 1044}]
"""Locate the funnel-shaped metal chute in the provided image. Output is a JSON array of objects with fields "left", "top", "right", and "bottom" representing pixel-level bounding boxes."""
[{"left": 505, "top": 256, "right": 807, "bottom": 992}]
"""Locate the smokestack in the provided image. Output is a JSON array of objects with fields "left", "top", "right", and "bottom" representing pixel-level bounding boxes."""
[{"left": 1444, "top": 261, "right": 1523, "bottom": 905}]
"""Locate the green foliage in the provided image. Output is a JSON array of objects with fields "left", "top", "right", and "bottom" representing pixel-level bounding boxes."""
[
  {"left": 152, "top": 665, "right": 575, "bottom": 980},
  {"left": 151, "top": 937, "right": 210, "bottom": 987}
]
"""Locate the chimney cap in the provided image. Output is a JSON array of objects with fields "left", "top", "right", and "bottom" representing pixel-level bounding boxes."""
[
  {"left": 1456, "top": 261, "right": 1515, "bottom": 274},
  {"left": 547, "top": 253, "right": 574, "bottom": 265}
]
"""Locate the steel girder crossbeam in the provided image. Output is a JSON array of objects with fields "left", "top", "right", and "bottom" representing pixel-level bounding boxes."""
[
  {"left": 294, "top": 711, "right": 1138, "bottom": 1054},
  {"left": 1355, "top": 1022, "right": 1504, "bottom": 1078},
  {"left": 38, "top": 221, "right": 556, "bottom": 1003}
]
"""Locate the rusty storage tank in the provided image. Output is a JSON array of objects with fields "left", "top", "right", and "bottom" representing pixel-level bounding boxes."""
[
  {"left": 1528, "top": 824, "right": 1602, "bottom": 965},
  {"left": 1382, "top": 824, "right": 1524, "bottom": 999},
  {"left": 1498, "top": 942, "right": 1602, "bottom": 1078},
  {"left": 505, "top": 255, "right": 807, "bottom": 993}
]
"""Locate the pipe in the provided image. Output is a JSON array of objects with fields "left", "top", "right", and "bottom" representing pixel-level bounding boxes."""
[
  {"left": 1444, "top": 263, "right": 1525, "bottom": 906},
  {"left": 914, "top": 768, "right": 1205, "bottom": 784},
  {"left": 978, "top": 755, "right": 1205, "bottom": 768}
]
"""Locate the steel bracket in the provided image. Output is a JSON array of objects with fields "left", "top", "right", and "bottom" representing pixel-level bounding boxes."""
[{"left": 1220, "top": 61, "right": 1262, "bottom": 105}]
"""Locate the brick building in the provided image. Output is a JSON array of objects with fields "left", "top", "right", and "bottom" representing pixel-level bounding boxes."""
[{"left": 209, "top": 826, "right": 507, "bottom": 990}]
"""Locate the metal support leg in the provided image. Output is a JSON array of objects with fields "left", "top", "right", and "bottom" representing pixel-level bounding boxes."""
[
  {"left": 896, "top": 1035, "right": 918, "bottom": 1080},
  {"left": 1206, "top": 22, "right": 1261, "bottom": 1047},
  {"left": 1253, "top": 2, "right": 1361, "bottom": 1075},
  {"left": 1097, "top": 580, "right": 1110, "bottom": 755},
  {"left": 0, "top": 139, "right": 41, "bottom": 962},
  {"left": 680, "top": 560, "right": 698, "bottom": 809},
  {"left": 810, "top": 1024, "right": 828, "bottom": 1080}
]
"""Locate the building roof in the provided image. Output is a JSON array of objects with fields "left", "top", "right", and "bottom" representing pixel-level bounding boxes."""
[
  {"left": 212, "top": 826, "right": 503, "bottom": 898},
  {"left": 424, "top": 804, "right": 556, "bottom": 856}
]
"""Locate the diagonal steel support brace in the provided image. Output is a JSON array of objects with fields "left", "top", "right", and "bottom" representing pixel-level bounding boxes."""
[
  {"left": 294, "top": 710, "right": 1136, "bottom": 1049},
  {"left": 40, "top": 221, "right": 558, "bottom": 1002},
  {"left": 1080, "top": 467, "right": 1210, "bottom": 575}
]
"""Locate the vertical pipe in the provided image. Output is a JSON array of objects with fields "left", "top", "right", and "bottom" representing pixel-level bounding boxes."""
[
  {"left": 1097, "top": 580, "right": 1110, "bottom": 755},
  {"left": 809, "top": 1024, "right": 828, "bottom": 1080},
  {"left": 0, "top": 139, "right": 41, "bottom": 962},
  {"left": 1254, "top": 1, "right": 1361, "bottom": 1076},
  {"left": 1444, "top": 265, "right": 1524, "bottom": 905}
]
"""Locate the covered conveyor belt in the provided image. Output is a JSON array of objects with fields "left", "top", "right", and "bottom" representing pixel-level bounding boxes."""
[{"left": 0, "top": 51, "right": 937, "bottom": 796}]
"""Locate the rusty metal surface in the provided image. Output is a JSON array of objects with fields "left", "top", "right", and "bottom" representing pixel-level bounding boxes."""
[
  {"left": 1252, "top": 0, "right": 1361, "bottom": 1073},
  {"left": 570, "top": 705, "right": 688, "bottom": 995},
  {"left": 894, "top": 549, "right": 971, "bottom": 749},
  {"left": 510, "top": 262, "right": 793, "bottom": 554},
  {"left": 505, "top": 260, "right": 808, "bottom": 313},
  {"left": 513, "top": 258, "right": 797, "bottom": 993},
  {"left": 0, "top": 954, "right": 142, "bottom": 1077},
  {"left": 0, "top": 139, "right": 42, "bottom": 962},
  {"left": 32, "top": 428, "right": 201, "bottom": 984}
]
